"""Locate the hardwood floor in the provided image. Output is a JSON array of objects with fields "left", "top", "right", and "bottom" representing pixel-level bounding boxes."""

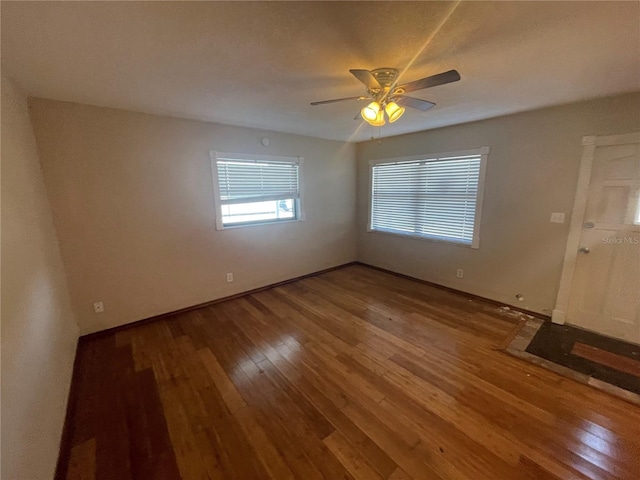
[{"left": 59, "top": 264, "right": 640, "bottom": 480}]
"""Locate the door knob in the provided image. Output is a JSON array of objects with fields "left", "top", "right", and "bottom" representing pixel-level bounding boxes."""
[{"left": 578, "top": 247, "right": 590, "bottom": 254}]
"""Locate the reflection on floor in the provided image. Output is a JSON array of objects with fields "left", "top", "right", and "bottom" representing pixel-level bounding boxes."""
[{"left": 504, "top": 318, "right": 640, "bottom": 404}]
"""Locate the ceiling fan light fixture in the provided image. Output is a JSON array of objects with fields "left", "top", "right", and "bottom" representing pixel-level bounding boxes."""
[
  {"left": 385, "top": 101, "right": 405, "bottom": 123},
  {"left": 361, "top": 101, "right": 381, "bottom": 122},
  {"left": 369, "top": 108, "right": 386, "bottom": 126}
]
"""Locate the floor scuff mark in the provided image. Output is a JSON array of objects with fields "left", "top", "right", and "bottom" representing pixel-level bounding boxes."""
[{"left": 498, "top": 306, "right": 534, "bottom": 321}]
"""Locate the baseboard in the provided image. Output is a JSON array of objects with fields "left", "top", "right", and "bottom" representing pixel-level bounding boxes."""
[
  {"left": 81, "top": 260, "right": 549, "bottom": 341},
  {"left": 354, "top": 261, "right": 551, "bottom": 322},
  {"left": 80, "top": 261, "right": 359, "bottom": 341}
]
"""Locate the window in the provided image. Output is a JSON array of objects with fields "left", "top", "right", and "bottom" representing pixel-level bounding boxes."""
[
  {"left": 369, "top": 147, "right": 488, "bottom": 248},
  {"left": 211, "top": 152, "right": 302, "bottom": 229}
]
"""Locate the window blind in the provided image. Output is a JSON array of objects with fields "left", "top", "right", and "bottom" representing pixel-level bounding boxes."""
[
  {"left": 216, "top": 159, "right": 299, "bottom": 205},
  {"left": 371, "top": 154, "right": 482, "bottom": 245}
]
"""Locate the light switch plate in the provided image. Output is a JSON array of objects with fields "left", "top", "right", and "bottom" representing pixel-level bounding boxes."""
[{"left": 550, "top": 212, "right": 565, "bottom": 223}]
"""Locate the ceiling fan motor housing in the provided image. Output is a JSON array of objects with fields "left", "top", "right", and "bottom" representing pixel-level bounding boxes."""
[{"left": 370, "top": 68, "right": 399, "bottom": 92}]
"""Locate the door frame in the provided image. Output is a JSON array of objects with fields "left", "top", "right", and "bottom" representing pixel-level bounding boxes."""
[{"left": 552, "top": 131, "right": 640, "bottom": 325}]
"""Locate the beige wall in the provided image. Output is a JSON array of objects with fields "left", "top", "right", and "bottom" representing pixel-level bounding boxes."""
[
  {"left": 1, "top": 77, "right": 79, "bottom": 479},
  {"left": 23, "top": 91, "right": 639, "bottom": 335},
  {"left": 356, "top": 92, "right": 640, "bottom": 315},
  {"left": 29, "top": 99, "right": 357, "bottom": 334}
]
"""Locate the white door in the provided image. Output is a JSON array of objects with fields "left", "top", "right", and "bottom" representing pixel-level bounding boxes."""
[{"left": 566, "top": 135, "right": 640, "bottom": 343}]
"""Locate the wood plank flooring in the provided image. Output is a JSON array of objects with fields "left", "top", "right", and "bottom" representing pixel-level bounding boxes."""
[
  {"left": 59, "top": 265, "right": 640, "bottom": 480},
  {"left": 571, "top": 342, "right": 640, "bottom": 378}
]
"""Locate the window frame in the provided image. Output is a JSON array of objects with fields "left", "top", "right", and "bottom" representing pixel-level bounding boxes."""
[
  {"left": 210, "top": 151, "right": 304, "bottom": 230},
  {"left": 367, "top": 147, "right": 489, "bottom": 249}
]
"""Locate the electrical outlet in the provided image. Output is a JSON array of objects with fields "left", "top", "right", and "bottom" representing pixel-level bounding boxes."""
[
  {"left": 456, "top": 269, "right": 464, "bottom": 279},
  {"left": 550, "top": 212, "right": 565, "bottom": 223},
  {"left": 226, "top": 272, "right": 234, "bottom": 283},
  {"left": 93, "top": 301, "right": 104, "bottom": 313}
]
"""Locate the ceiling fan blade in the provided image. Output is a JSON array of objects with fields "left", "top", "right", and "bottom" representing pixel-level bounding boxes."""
[
  {"left": 396, "top": 96, "right": 436, "bottom": 112},
  {"left": 349, "top": 69, "right": 382, "bottom": 91},
  {"left": 396, "top": 69, "right": 460, "bottom": 94},
  {"left": 310, "top": 96, "right": 368, "bottom": 106}
]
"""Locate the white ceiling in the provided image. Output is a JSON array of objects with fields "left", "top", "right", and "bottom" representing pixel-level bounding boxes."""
[{"left": 2, "top": 1, "right": 639, "bottom": 142}]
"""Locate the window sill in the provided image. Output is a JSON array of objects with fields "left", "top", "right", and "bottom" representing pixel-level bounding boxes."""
[{"left": 217, "top": 217, "right": 303, "bottom": 231}]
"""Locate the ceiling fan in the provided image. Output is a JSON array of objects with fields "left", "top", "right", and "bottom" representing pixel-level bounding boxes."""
[{"left": 311, "top": 68, "right": 460, "bottom": 126}]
